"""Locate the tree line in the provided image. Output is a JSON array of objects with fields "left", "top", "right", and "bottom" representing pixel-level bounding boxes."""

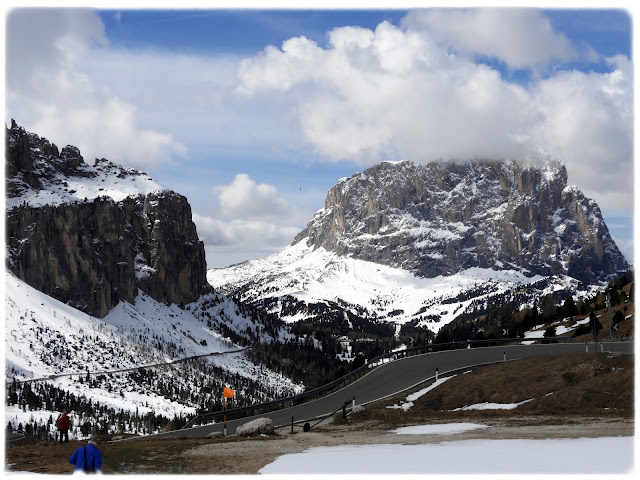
[{"left": 436, "top": 270, "right": 633, "bottom": 345}]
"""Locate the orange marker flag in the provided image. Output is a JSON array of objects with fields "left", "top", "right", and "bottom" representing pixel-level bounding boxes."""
[{"left": 223, "top": 387, "right": 235, "bottom": 399}]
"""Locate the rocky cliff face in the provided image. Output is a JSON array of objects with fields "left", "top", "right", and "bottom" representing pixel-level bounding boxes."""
[
  {"left": 5, "top": 120, "right": 210, "bottom": 318},
  {"left": 294, "top": 159, "right": 628, "bottom": 284}
]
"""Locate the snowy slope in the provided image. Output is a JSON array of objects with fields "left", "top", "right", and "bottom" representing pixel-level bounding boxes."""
[
  {"left": 208, "top": 242, "right": 583, "bottom": 333},
  {"left": 5, "top": 270, "right": 302, "bottom": 435}
]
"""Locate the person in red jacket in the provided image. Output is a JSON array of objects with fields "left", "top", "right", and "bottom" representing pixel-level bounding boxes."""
[{"left": 56, "top": 411, "right": 70, "bottom": 443}]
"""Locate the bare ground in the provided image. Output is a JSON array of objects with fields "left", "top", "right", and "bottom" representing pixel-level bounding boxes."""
[{"left": 5, "top": 352, "right": 634, "bottom": 475}]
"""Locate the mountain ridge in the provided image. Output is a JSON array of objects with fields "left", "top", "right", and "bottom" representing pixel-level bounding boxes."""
[
  {"left": 4, "top": 121, "right": 304, "bottom": 437},
  {"left": 209, "top": 158, "right": 628, "bottom": 332},
  {"left": 293, "top": 159, "right": 627, "bottom": 283}
]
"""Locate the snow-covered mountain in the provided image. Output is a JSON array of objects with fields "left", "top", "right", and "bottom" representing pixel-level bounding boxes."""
[
  {"left": 295, "top": 160, "right": 627, "bottom": 283},
  {"left": 209, "top": 159, "right": 628, "bottom": 333},
  {"left": 209, "top": 240, "right": 586, "bottom": 334},
  {"left": 4, "top": 121, "right": 303, "bottom": 437}
]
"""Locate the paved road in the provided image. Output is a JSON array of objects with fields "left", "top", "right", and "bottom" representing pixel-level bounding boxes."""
[{"left": 146, "top": 341, "right": 633, "bottom": 439}]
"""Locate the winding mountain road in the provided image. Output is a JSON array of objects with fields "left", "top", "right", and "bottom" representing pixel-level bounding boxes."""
[{"left": 147, "top": 341, "right": 634, "bottom": 439}]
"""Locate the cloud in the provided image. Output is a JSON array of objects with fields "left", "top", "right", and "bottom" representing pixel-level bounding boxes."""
[
  {"left": 196, "top": 174, "right": 314, "bottom": 266},
  {"left": 234, "top": 11, "right": 632, "bottom": 213},
  {"left": 5, "top": 8, "right": 187, "bottom": 170},
  {"left": 193, "top": 213, "right": 303, "bottom": 267},
  {"left": 401, "top": 8, "right": 577, "bottom": 72},
  {"left": 528, "top": 55, "right": 633, "bottom": 210},
  {"left": 6, "top": 9, "right": 108, "bottom": 94},
  {"left": 214, "top": 173, "right": 290, "bottom": 219},
  {"left": 194, "top": 214, "right": 300, "bottom": 249},
  {"left": 235, "top": 19, "right": 543, "bottom": 164}
]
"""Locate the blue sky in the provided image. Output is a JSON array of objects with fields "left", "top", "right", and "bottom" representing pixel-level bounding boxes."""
[
  {"left": 4, "top": 5, "right": 635, "bottom": 267},
  {"left": 100, "top": 8, "right": 631, "bottom": 64}
]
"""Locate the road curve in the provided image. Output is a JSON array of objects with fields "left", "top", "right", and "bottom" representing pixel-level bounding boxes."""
[{"left": 144, "top": 341, "right": 634, "bottom": 439}]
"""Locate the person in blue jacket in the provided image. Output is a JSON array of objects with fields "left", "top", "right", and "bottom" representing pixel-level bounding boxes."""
[{"left": 69, "top": 438, "right": 102, "bottom": 474}]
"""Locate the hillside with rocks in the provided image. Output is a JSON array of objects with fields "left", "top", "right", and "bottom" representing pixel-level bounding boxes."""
[{"left": 3, "top": 121, "right": 307, "bottom": 438}]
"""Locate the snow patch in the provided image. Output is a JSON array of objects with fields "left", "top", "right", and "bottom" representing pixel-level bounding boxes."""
[
  {"left": 387, "top": 375, "right": 455, "bottom": 411},
  {"left": 452, "top": 398, "right": 534, "bottom": 411},
  {"left": 391, "top": 423, "right": 489, "bottom": 435},
  {"left": 259, "top": 437, "right": 633, "bottom": 474}
]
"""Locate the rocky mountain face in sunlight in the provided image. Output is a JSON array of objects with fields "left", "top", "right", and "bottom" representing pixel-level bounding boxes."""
[
  {"left": 5, "top": 120, "right": 210, "bottom": 318},
  {"left": 294, "top": 159, "right": 628, "bottom": 284}
]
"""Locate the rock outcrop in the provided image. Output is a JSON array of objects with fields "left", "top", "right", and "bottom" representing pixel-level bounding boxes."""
[
  {"left": 235, "top": 417, "right": 275, "bottom": 436},
  {"left": 294, "top": 160, "right": 628, "bottom": 284},
  {"left": 5, "top": 120, "right": 210, "bottom": 318}
]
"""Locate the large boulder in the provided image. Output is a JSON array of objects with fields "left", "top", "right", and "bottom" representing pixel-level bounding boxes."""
[{"left": 235, "top": 418, "right": 274, "bottom": 437}]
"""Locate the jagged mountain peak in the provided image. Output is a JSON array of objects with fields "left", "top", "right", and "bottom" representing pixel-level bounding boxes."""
[
  {"left": 6, "top": 120, "right": 166, "bottom": 210},
  {"left": 293, "top": 158, "right": 626, "bottom": 285},
  {"left": 5, "top": 121, "right": 209, "bottom": 318}
]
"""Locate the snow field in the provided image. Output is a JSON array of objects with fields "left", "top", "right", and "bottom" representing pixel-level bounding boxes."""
[
  {"left": 5, "top": 155, "right": 166, "bottom": 210},
  {"left": 259, "top": 435, "right": 634, "bottom": 474}
]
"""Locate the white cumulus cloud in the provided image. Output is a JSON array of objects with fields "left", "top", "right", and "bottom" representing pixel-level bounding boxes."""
[
  {"left": 235, "top": 19, "right": 540, "bottom": 164},
  {"left": 196, "top": 174, "right": 313, "bottom": 267},
  {"left": 194, "top": 214, "right": 300, "bottom": 249},
  {"left": 193, "top": 213, "right": 303, "bottom": 268},
  {"left": 214, "top": 173, "right": 290, "bottom": 219},
  {"left": 402, "top": 8, "right": 578, "bottom": 72},
  {"left": 234, "top": 10, "right": 633, "bottom": 212},
  {"left": 5, "top": 8, "right": 187, "bottom": 170},
  {"left": 528, "top": 55, "right": 633, "bottom": 209}
]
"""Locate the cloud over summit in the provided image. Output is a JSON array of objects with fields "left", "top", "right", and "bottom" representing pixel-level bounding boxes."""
[{"left": 235, "top": 10, "right": 632, "bottom": 211}]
